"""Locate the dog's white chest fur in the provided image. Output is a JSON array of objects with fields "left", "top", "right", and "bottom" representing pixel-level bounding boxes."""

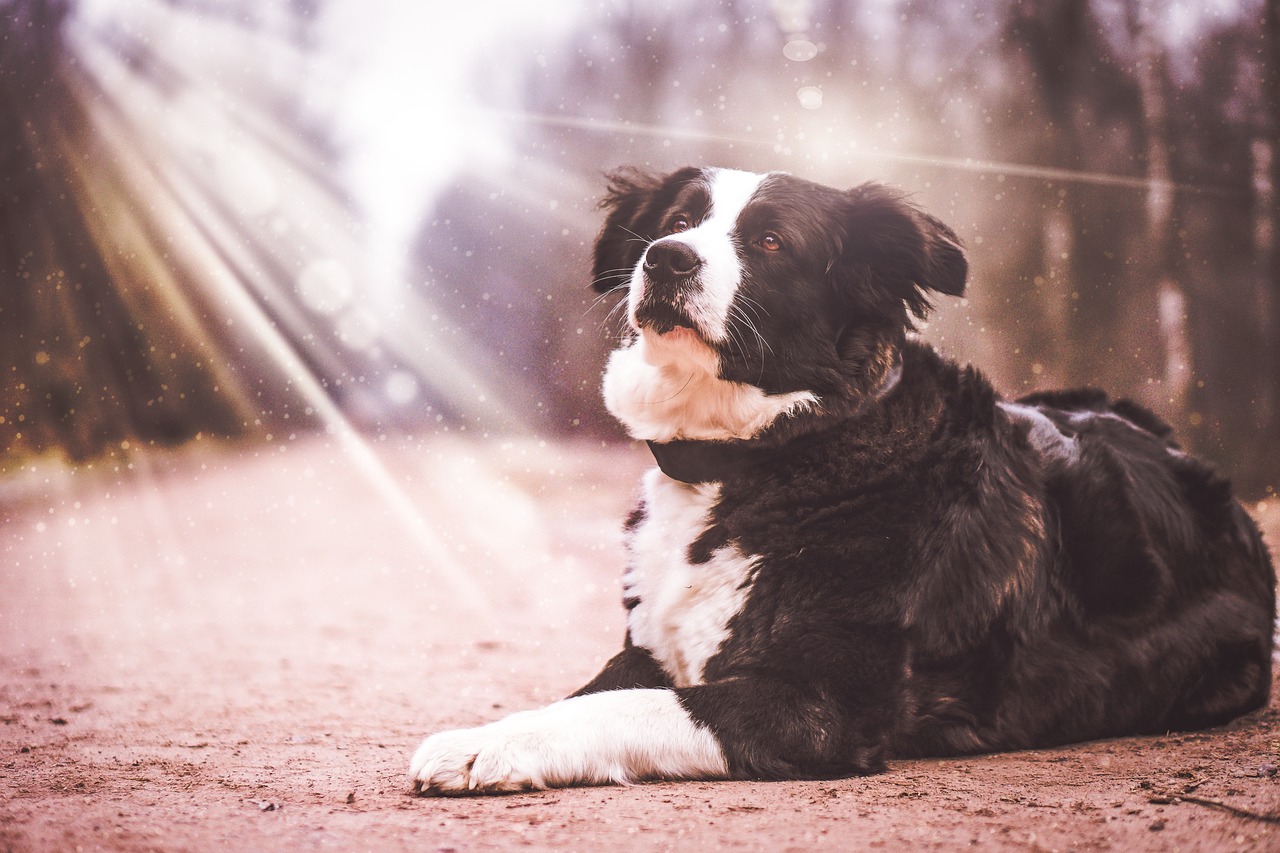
[{"left": 624, "top": 468, "right": 756, "bottom": 687}]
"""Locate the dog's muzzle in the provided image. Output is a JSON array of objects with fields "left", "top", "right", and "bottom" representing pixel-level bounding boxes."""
[{"left": 635, "top": 241, "right": 702, "bottom": 333}]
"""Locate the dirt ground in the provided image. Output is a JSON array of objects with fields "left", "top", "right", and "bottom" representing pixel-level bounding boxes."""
[{"left": 2, "top": 433, "right": 1278, "bottom": 852}]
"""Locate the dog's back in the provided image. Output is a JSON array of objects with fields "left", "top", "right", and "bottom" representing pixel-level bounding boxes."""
[
  {"left": 896, "top": 376, "right": 1274, "bottom": 758},
  {"left": 987, "top": 389, "right": 1274, "bottom": 745}
]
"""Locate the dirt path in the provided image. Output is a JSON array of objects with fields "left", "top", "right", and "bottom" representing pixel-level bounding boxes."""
[{"left": 2, "top": 435, "right": 1278, "bottom": 851}]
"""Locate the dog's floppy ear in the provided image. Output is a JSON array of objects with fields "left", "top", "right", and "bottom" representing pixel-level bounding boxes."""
[
  {"left": 591, "top": 167, "right": 702, "bottom": 294},
  {"left": 840, "top": 183, "right": 968, "bottom": 318}
]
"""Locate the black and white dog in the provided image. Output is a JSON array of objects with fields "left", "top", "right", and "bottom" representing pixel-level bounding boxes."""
[{"left": 410, "top": 167, "right": 1276, "bottom": 795}]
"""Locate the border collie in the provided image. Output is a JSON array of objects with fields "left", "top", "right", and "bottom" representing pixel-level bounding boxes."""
[{"left": 409, "top": 167, "right": 1275, "bottom": 795}]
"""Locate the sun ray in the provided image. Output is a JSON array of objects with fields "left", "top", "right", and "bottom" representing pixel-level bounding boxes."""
[{"left": 483, "top": 107, "right": 1246, "bottom": 198}]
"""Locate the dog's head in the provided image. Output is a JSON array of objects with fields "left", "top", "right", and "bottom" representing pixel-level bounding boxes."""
[{"left": 592, "top": 167, "right": 967, "bottom": 441}]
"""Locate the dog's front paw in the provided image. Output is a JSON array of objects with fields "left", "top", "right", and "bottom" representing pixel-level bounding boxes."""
[
  {"left": 408, "top": 690, "right": 726, "bottom": 795},
  {"left": 408, "top": 722, "right": 549, "bottom": 796}
]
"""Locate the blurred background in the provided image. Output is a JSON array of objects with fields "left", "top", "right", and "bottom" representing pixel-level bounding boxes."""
[{"left": 2, "top": 0, "right": 1278, "bottom": 494}]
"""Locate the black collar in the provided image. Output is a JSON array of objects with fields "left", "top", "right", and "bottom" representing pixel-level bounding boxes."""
[{"left": 645, "top": 438, "right": 768, "bottom": 485}]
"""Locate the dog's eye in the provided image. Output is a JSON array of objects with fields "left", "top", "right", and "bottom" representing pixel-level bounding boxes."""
[
  {"left": 667, "top": 216, "right": 692, "bottom": 234},
  {"left": 760, "top": 233, "right": 783, "bottom": 252}
]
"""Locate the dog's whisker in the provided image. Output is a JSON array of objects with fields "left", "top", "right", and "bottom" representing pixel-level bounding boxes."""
[
  {"left": 589, "top": 271, "right": 634, "bottom": 292},
  {"left": 614, "top": 226, "right": 655, "bottom": 249},
  {"left": 601, "top": 301, "right": 631, "bottom": 331},
  {"left": 728, "top": 304, "right": 772, "bottom": 361},
  {"left": 728, "top": 312, "right": 759, "bottom": 366},
  {"left": 733, "top": 294, "right": 770, "bottom": 324},
  {"left": 586, "top": 281, "right": 629, "bottom": 311}
]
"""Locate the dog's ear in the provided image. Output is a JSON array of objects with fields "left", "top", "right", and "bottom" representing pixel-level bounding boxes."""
[
  {"left": 591, "top": 167, "right": 702, "bottom": 294},
  {"left": 840, "top": 183, "right": 968, "bottom": 318}
]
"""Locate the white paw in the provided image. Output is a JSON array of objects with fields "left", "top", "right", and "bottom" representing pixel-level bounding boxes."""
[
  {"left": 407, "top": 690, "right": 728, "bottom": 796},
  {"left": 408, "top": 720, "right": 551, "bottom": 796}
]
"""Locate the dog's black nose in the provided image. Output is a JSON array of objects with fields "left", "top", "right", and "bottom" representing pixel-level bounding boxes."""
[{"left": 643, "top": 241, "right": 702, "bottom": 282}]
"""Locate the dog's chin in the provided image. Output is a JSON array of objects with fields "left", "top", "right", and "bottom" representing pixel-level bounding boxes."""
[{"left": 635, "top": 323, "right": 719, "bottom": 371}]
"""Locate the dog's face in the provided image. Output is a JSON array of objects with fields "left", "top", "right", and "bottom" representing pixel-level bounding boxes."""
[{"left": 593, "top": 167, "right": 968, "bottom": 407}]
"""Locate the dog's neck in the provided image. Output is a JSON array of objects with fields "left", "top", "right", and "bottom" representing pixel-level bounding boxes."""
[
  {"left": 645, "top": 351, "right": 903, "bottom": 485},
  {"left": 601, "top": 331, "right": 821, "bottom": 443}
]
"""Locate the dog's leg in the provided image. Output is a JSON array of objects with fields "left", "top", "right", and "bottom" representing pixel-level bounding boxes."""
[
  {"left": 673, "top": 674, "right": 898, "bottom": 780},
  {"left": 409, "top": 688, "right": 727, "bottom": 795},
  {"left": 409, "top": 656, "right": 902, "bottom": 795},
  {"left": 569, "top": 642, "right": 673, "bottom": 696}
]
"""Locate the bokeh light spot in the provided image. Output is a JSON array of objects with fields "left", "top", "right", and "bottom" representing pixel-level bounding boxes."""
[
  {"left": 297, "top": 258, "right": 355, "bottom": 316},
  {"left": 796, "top": 86, "right": 823, "bottom": 109},
  {"left": 385, "top": 370, "right": 420, "bottom": 406},
  {"left": 783, "top": 39, "right": 818, "bottom": 62}
]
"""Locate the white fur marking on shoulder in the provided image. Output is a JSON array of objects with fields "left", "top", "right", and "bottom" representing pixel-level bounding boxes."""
[
  {"left": 603, "top": 337, "right": 818, "bottom": 441},
  {"left": 1067, "top": 409, "right": 1150, "bottom": 435},
  {"left": 999, "top": 401, "right": 1078, "bottom": 462},
  {"left": 625, "top": 470, "right": 757, "bottom": 686},
  {"left": 409, "top": 688, "right": 728, "bottom": 794}
]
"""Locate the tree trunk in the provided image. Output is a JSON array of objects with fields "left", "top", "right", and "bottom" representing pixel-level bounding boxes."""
[
  {"left": 1262, "top": 0, "right": 1280, "bottom": 468},
  {"left": 1134, "top": 0, "right": 1192, "bottom": 424}
]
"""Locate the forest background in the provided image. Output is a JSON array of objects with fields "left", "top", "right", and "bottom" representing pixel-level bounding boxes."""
[{"left": 2, "top": 0, "right": 1279, "bottom": 496}]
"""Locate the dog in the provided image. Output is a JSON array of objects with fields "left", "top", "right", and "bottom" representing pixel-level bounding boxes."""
[{"left": 409, "top": 166, "right": 1276, "bottom": 795}]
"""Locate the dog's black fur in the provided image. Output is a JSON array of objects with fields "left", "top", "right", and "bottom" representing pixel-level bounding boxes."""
[{"left": 580, "top": 167, "right": 1275, "bottom": 781}]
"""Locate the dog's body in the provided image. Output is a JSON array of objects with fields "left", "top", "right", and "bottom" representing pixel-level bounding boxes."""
[{"left": 410, "top": 167, "right": 1275, "bottom": 794}]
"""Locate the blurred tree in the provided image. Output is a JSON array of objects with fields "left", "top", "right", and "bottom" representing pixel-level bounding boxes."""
[
  {"left": 1161, "top": 10, "right": 1272, "bottom": 491},
  {"left": 1262, "top": 0, "right": 1280, "bottom": 487},
  {"left": 1133, "top": 0, "right": 1192, "bottom": 420},
  {"left": 998, "top": 0, "right": 1157, "bottom": 399},
  {"left": 0, "top": 0, "right": 247, "bottom": 462},
  {"left": 0, "top": 0, "right": 336, "bottom": 465}
]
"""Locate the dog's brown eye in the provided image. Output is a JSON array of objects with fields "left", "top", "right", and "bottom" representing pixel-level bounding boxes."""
[
  {"left": 668, "top": 216, "right": 692, "bottom": 234},
  {"left": 761, "top": 233, "right": 783, "bottom": 252}
]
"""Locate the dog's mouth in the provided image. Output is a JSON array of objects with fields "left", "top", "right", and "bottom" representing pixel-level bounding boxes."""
[{"left": 633, "top": 298, "right": 705, "bottom": 341}]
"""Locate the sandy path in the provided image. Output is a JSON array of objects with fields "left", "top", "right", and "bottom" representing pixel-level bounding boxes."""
[{"left": 2, "top": 435, "right": 1278, "bottom": 851}]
